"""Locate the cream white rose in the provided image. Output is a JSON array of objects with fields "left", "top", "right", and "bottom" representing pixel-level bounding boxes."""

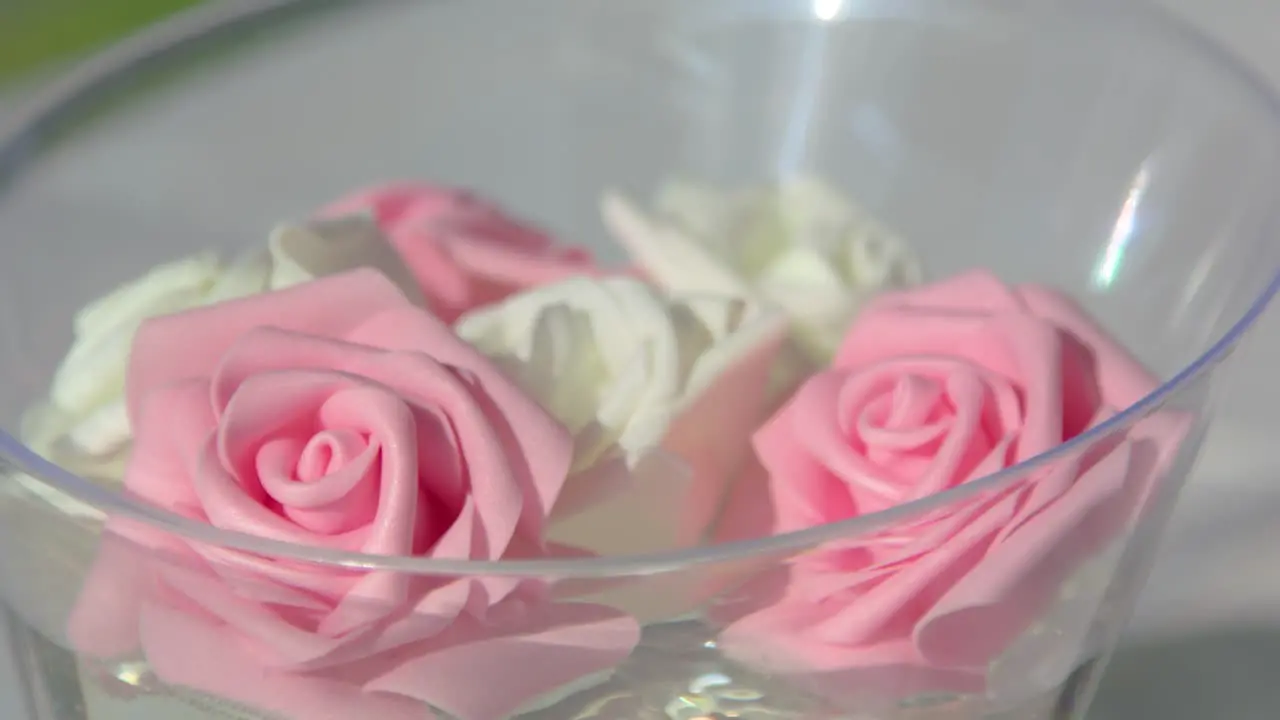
[
  {"left": 456, "top": 276, "right": 788, "bottom": 558},
  {"left": 602, "top": 176, "right": 923, "bottom": 369},
  {"left": 18, "top": 214, "right": 420, "bottom": 515}
]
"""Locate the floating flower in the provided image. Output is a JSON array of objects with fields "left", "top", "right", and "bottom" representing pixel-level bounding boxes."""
[
  {"left": 67, "top": 270, "right": 639, "bottom": 720},
  {"left": 601, "top": 176, "right": 922, "bottom": 372},
  {"left": 719, "top": 271, "right": 1189, "bottom": 698},
  {"left": 323, "top": 183, "right": 599, "bottom": 322}
]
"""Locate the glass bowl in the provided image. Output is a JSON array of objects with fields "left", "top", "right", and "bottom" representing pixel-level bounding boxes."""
[{"left": 1, "top": 1, "right": 1278, "bottom": 719}]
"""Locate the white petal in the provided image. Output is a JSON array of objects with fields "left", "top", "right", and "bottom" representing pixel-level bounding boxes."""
[
  {"left": 71, "top": 253, "right": 222, "bottom": 337},
  {"left": 205, "top": 249, "right": 272, "bottom": 302},
  {"left": 755, "top": 247, "right": 849, "bottom": 302},
  {"left": 66, "top": 399, "right": 131, "bottom": 457},
  {"left": 842, "top": 225, "right": 925, "bottom": 288},
  {"left": 548, "top": 448, "right": 694, "bottom": 555},
  {"left": 600, "top": 191, "right": 748, "bottom": 297},
  {"left": 55, "top": 254, "right": 230, "bottom": 416},
  {"left": 460, "top": 276, "right": 789, "bottom": 572},
  {"left": 653, "top": 179, "right": 740, "bottom": 240},
  {"left": 267, "top": 214, "right": 424, "bottom": 304},
  {"left": 50, "top": 317, "right": 148, "bottom": 417},
  {"left": 678, "top": 298, "right": 790, "bottom": 406}
]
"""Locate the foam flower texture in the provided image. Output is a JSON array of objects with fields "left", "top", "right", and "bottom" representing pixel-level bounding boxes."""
[
  {"left": 718, "top": 270, "right": 1190, "bottom": 700},
  {"left": 323, "top": 182, "right": 600, "bottom": 322},
  {"left": 456, "top": 276, "right": 789, "bottom": 564},
  {"left": 66, "top": 270, "right": 640, "bottom": 720},
  {"left": 601, "top": 176, "right": 923, "bottom": 369},
  {"left": 18, "top": 215, "right": 419, "bottom": 510}
]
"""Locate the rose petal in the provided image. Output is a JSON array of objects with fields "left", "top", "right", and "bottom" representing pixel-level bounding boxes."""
[
  {"left": 364, "top": 602, "right": 640, "bottom": 720},
  {"left": 723, "top": 609, "right": 985, "bottom": 698},
  {"left": 914, "top": 443, "right": 1136, "bottom": 666},
  {"left": 257, "top": 431, "right": 375, "bottom": 510},
  {"left": 322, "top": 182, "right": 593, "bottom": 321},
  {"left": 67, "top": 526, "right": 153, "bottom": 658},
  {"left": 753, "top": 374, "right": 859, "bottom": 533},
  {"left": 157, "top": 559, "right": 364, "bottom": 668},
  {"left": 127, "top": 269, "right": 411, "bottom": 423},
  {"left": 789, "top": 372, "right": 907, "bottom": 507},
  {"left": 322, "top": 182, "right": 460, "bottom": 228},
  {"left": 196, "top": 430, "right": 365, "bottom": 549},
  {"left": 810, "top": 492, "right": 1019, "bottom": 646},
  {"left": 125, "top": 378, "right": 215, "bottom": 510},
  {"left": 600, "top": 191, "right": 749, "bottom": 298},
  {"left": 140, "top": 602, "right": 427, "bottom": 720},
  {"left": 212, "top": 327, "right": 554, "bottom": 559},
  {"left": 988, "top": 313, "right": 1066, "bottom": 463},
  {"left": 860, "top": 270, "right": 1025, "bottom": 317},
  {"left": 72, "top": 253, "right": 223, "bottom": 337},
  {"left": 834, "top": 306, "right": 1019, "bottom": 378},
  {"left": 316, "top": 385, "right": 426, "bottom": 556},
  {"left": 351, "top": 307, "right": 575, "bottom": 540},
  {"left": 191, "top": 544, "right": 359, "bottom": 599},
  {"left": 303, "top": 578, "right": 484, "bottom": 673},
  {"left": 444, "top": 231, "right": 595, "bottom": 287},
  {"left": 1018, "top": 284, "right": 1162, "bottom": 409}
]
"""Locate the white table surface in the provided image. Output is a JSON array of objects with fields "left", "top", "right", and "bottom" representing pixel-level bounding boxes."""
[{"left": 2, "top": 0, "right": 1280, "bottom": 717}]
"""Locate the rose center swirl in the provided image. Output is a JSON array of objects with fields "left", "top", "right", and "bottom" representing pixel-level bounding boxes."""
[{"left": 828, "top": 358, "right": 1025, "bottom": 509}]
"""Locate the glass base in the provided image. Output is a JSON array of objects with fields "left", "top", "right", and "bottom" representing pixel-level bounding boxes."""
[{"left": 11, "top": 614, "right": 1097, "bottom": 720}]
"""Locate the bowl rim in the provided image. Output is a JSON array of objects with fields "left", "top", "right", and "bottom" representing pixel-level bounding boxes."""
[{"left": 1, "top": 0, "right": 1277, "bottom": 578}]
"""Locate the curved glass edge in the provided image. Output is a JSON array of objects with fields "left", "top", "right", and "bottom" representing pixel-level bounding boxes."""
[{"left": 0, "top": 0, "right": 1276, "bottom": 577}]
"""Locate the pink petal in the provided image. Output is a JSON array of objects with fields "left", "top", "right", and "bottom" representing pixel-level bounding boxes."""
[
  {"left": 902, "top": 366, "right": 988, "bottom": 499},
  {"left": 721, "top": 601, "right": 984, "bottom": 697},
  {"left": 364, "top": 602, "right": 640, "bottom": 720},
  {"left": 445, "top": 234, "right": 596, "bottom": 287},
  {"left": 157, "top": 559, "right": 366, "bottom": 669},
  {"left": 834, "top": 308, "right": 1003, "bottom": 374},
  {"left": 350, "top": 307, "right": 575, "bottom": 536},
  {"left": 316, "top": 570, "right": 411, "bottom": 639},
  {"left": 863, "top": 270, "right": 1025, "bottom": 315},
  {"left": 321, "top": 182, "right": 463, "bottom": 228},
  {"left": 66, "top": 527, "right": 150, "bottom": 658},
  {"left": 752, "top": 375, "right": 859, "bottom": 533},
  {"left": 786, "top": 372, "right": 907, "bottom": 508},
  {"left": 140, "top": 602, "right": 428, "bottom": 720},
  {"left": 986, "top": 313, "right": 1066, "bottom": 463},
  {"left": 193, "top": 432, "right": 358, "bottom": 549},
  {"left": 914, "top": 443, "right": 1136, "bottom": 666},
  {"left": 315, "top": 385, "right": 425, "bottom": 557},
  {"left": 192, "top": 544, "right": 358, "bottom": 599},
  {"left": 127, "top": 269, "right": 410, "bottom": 424},
  {"left": 1017, "top": 283, "right": 1162, "bottom": 409},
  {"left": 320, "top": 182, "right": 594, "bottom": 321},
  {"left": 124, "top": 378, "right": 215, "bottom": 509},
  {"left": 809, "top": 493, "right": 1019, "bottom": 646},
  {"left": 394, "top": 229, "right": 473, "bottom": 319},
  {"left": 213, "top": 330, "right": 530, "bottom": 559},
  {"left": 303, "top": 579, "right": 479, "bottom": 673}
]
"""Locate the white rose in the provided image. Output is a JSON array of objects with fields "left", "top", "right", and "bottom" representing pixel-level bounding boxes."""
[
  {"left": 18, "top": 214, "right": 420, "bottom": 516},
  {"left": 601, "top": 176, "right": 923, "bottom": 369},
  {"left": 455, "top": 276, "right": 788, "bottom": 559}
]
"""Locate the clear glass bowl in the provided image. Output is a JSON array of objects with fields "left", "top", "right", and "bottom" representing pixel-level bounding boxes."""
[{"left": 1, "top": 1, "right": 1278, "bottom": 719}]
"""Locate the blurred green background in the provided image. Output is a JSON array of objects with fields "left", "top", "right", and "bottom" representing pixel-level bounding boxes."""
[{"left": 0, "top": 0, "right": 208, "bottom": 86}]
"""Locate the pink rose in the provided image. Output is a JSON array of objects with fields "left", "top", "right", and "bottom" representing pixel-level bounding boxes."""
[
  {"left": 67, "top": 270, "right": 640, "bottom": 720},
  {"left": 720, "top": 271, "right": 1189, "bottom": 697},
  {"left": 323, "top": 183, "right": 598, "bottom": 321}
]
